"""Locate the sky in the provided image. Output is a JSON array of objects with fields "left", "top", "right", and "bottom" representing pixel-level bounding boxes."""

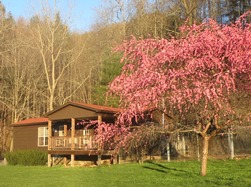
[{"left": 1, "top": 0, "right": 102, "bottom": 32}]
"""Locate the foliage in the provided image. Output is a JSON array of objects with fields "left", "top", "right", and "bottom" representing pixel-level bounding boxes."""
[
  {"left": 123, "top": 123, "right": 168, "bottom": 162},
  {"left": 105, "top": 12, "right": 251, "bottom": 176},
  {"left": 111, "top": 12, "right": 251, "bottom": 131},
  {"left": 1, "top": 159, "right": 251, "bottom": 186},
  {"left": 5, "top": 150, "right": 47, "bottom": 166},
  {"left": 112, "top": 15, "right": 251, "bottom": 117},
  {"left": 83, "top": 119, "right": 168, "bottom": 162},
  {"left": 79, "top": 120, "right": 129, "bottom": 151},
  {"left": 1, "top": 0, "right": 251, "bottom": 123},
  {"left": 91, "top": 53, "right": 123, "bottom": 107}
]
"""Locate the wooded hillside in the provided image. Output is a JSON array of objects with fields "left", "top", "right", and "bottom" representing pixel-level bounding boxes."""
[{"left": 0, "top": 0, "right": 250, "bottom": 156}]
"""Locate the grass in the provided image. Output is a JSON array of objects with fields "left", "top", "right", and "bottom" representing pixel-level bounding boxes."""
[{"left": 0, "top": 158, "right": 251, "bottom": 187}]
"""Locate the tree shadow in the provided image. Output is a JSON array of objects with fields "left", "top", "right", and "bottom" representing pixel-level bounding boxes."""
[
  {"left": 142, "top": 160, "right": 188, "bottom": 174},
  {"left": 142, "top": 165, "right": 167, "bottom": 173}
]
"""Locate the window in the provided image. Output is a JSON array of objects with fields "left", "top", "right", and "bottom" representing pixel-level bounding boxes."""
[{"left": 38, "top": 127, "right": 48, "bottom": 146}]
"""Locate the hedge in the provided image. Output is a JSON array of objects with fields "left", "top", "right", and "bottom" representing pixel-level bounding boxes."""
[{"left": 5, "top": 150, "right": 47, "bottom": 166}]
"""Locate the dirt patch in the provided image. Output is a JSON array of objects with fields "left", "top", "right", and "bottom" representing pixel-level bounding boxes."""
[
  {"left": 0, "top": 159, "right": 8, "bottom": 166},
  {"left": 0, "top": 160, "right": 4, "bottom": 166}
]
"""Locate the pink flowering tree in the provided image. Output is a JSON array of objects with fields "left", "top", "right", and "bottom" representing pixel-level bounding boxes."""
[{"left": 109, "top": 13, "right": 251, "bottom": 176}]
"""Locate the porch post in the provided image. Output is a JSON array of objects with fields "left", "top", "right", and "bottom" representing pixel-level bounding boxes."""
[
  {"left": 98, "top": 114, "right": 102, "bottom": 124},
  {"left": 64, "top": 157, "right": 67, "bottom": 167},
  {"left": 48, "top": 154, "right": 52, "bottom": 167},
  {"left": 97, "top": 154, "right": 101, "bottom": 166},
  {"left": 71, "top": 154, "right": 75, "bottom": 167},
  {"left": 182, "top": 134, "right": 186, "bottom": 156},
  {"left": 64, "top": 124, "right": 67, "bottom": 137},
  {"left": 64, "top": 124, "right": 67, "bottom": 166},
  {"left": 48, "top": 120, "right": 52, "bottom": 150},
  {"left": 48, "top": 120, "right": 52, "bottom": 167},
  {"left": 71, "top": 118, "right": 75, "bottom": 150},
  {"left": 97, "top": 115, "right": 102, "bottom": 151},
  {"left": 71, "top": 118, "right": 75, "bottom": 167}
]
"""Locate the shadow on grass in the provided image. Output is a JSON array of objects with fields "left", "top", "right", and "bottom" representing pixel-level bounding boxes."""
[
  {"left": 142, "top": 160, "right": 188, "bottom": 174},
  {"left": 142, "top": 166, "right": 168, "bottom": 173}
]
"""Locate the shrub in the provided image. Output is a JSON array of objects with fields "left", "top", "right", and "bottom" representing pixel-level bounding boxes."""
[{"left": 5, "top": 150, "right": 47, "bottom": 166}]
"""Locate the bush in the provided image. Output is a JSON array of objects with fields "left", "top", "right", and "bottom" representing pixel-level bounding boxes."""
[{"left": 5, "top": 150, "right": 47, "bottom": 166}]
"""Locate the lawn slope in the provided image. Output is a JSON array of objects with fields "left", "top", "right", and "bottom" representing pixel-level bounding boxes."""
[{"left": 0, "top": 159, "right": 251, "bottom": 187}]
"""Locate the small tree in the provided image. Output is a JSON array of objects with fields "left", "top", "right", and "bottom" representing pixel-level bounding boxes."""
[{"left": 109, "top": 13, "right": 251, "bottom": 176}]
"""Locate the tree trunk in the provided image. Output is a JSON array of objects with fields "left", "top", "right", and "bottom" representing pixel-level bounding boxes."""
[
  {"left": 200, "top": 135, "right": 210, "bottom": 176},
  {"left": 49, "top": 91, "right": 54, "bottom": 111}
]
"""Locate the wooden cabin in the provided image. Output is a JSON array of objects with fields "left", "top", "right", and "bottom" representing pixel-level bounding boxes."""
[
  {"left": 12, "top": 117, "right": 49, "bottom": 152},
  {"left": 12, "top": 102, "right": 121, "bottom": 166}
]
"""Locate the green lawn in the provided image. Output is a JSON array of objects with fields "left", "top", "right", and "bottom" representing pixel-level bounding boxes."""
[{"left": 0, "top": 159, "right": 251, "bottom": 187}]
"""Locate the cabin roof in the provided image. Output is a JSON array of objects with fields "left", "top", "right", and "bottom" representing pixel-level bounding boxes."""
[
  {"left": 73, "top": 102, "right": 121, "bottom": 113},
  {"left": 13, "top": 102, "right": 121, "bottom": 126},
  {"left": 12, "top": 117, "right": 48, "bottom": 126},
  {"left": 44, "top": 102, "right": 121, "bottom": 117}
]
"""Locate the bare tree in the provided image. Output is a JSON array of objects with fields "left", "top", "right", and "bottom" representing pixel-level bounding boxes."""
[
  {"left": 28, "top": 1, "right": 87, "bottom": 111},
  {"left": 0, "top": 2, "right": 16, "bottom": 155}
]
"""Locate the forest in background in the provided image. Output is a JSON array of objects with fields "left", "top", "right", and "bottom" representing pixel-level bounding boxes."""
[{"left": 0, "top": 0, "right": 250, "bottom": 155}]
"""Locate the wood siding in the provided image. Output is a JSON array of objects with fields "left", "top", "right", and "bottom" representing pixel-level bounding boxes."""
[
  {"left": 13, "top": 124, "right": 48, "bottom": 152},
  {"left": 48, "top": 105, "right": 97, "bottom": 120}
]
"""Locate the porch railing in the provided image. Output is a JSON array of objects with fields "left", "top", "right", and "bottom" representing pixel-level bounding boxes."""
[{"left": 51, "top": 136, "right": 98, "bottom": 150}]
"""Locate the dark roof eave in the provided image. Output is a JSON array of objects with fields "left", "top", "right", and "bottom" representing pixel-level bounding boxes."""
[
  {"left": 12, "top": 117, "right": 48, "bottom": 126},
  {"left": 12, "top": 122, "right": 48, "bottom": 127}
]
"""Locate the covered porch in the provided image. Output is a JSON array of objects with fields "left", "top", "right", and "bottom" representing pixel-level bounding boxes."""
[{"left": 45, "top": 102, "right": 120, "bottom": 167}]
